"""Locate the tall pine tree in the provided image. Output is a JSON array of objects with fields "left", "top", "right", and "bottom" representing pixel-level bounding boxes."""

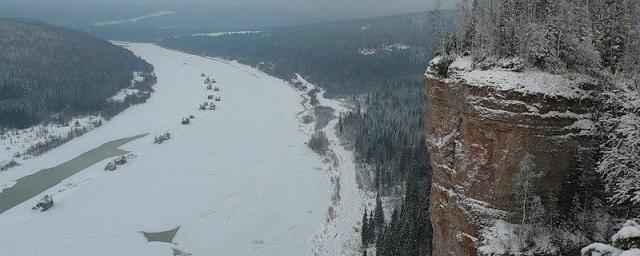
[{"left": 361, "top": 208, "right": 369, "bottom": 246}]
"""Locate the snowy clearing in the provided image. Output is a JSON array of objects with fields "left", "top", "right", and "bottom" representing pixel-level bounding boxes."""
[
  {"left": 0, "top": 43, "right": 346, "bottom": 256},
  {"left": 108, "top": 71, "right": 145, "bottom": 102},
  {"left": 0, "top": 115, "right": 104, "bottom": 170},
  {"left": 192, "top": 31, "right": 261, "bottom": 37},
  {"left": 358, "top": 43, "right": 410, "bottom": 56}
]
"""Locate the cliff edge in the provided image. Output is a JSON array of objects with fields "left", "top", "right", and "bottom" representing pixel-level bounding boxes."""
[{"left": 425, "top": 56, "right": 601, "bottom": 255}]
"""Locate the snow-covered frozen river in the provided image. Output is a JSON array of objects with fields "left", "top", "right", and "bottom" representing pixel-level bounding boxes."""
[{"left": 0, "top": 43, "right": 331, "bottom": 256}]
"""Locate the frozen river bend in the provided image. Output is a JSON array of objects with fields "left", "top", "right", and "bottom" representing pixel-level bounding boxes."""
[{"left": 0, "top": 43, "right": 332, "bottom": 255}]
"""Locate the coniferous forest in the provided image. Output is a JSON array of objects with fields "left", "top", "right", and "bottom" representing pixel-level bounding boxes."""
[{"left": 0, "top": 18, "right": 154, "bottom": 128}]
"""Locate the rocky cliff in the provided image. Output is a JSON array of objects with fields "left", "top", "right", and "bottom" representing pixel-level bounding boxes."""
[{"left": 424, "top": 57, "right": 601, "bottom": 255}]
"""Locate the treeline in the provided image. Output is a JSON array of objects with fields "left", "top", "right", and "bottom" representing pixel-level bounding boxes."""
[
  {"left": 443, "top": 0, "right": 639, "bottom": 79},
  {"left": 360, "top": 140, "right": 432, "bottom": 256},
  {"left": 159, "top": 11, "right": 439, "bottom": 97},
  {"left": 338, "top": 81, "right": 426, "bottom": 195},
  {"left": 0, "top": 18, "right": 154, "bottom": 128},
  {"left": 335, "top": 60, "right": 430, "bottom": 256}
]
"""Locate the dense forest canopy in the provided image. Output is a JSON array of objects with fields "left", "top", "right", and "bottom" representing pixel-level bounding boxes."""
[
  {"left": 0, "top": 18, "right": 153, "bottom": 128},
  {"left": 444, "top": 0, "right": 639, "bottom": 83}
]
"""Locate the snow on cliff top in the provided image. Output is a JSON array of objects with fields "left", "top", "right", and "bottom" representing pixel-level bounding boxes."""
[{"left": 427, "top": 56, "right": 595, "bottom": 99}]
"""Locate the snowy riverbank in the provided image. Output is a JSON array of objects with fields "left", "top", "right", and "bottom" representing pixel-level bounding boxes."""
[{"left": 290, "top": 74, "right": 368, "bottom": 256}]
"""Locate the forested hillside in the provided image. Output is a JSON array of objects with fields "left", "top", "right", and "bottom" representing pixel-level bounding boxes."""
[
  {"left": 160, "top": 12, "right": 442, "bottom": 97},
  {"left": 0, "top": 18, "right": 154, "bottom": 128}
]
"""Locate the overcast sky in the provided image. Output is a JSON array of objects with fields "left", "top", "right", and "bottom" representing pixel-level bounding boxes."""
[{"left": 6, "top": 0, "right": 456, "bottom": 11}]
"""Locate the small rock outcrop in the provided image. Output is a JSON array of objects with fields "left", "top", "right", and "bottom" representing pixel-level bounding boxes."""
[{"left": 425, "top": 57, "right": 601, "bottom": 255}]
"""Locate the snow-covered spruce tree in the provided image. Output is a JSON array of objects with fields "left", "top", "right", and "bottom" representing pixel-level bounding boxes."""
[
  {"left": 596, "top": 88, "right": 640, "bottom": 212},
  {"left": 361, "top": 208, "right": 370, "bottom": 247},
  {"left": 581, "top": 220, "right": 640, "bottom": 255},
  {"left": 373, "top": 194, "right": 385, "bottom": 232},
  {"left": 368, "top": 211, "right": 375, "bottom": 244},
  {"left": 453, "top": 0, "right": 473, "bottom": 54},
  {"left": 375, "top": 141, "right": 431, "bottom": 256}
]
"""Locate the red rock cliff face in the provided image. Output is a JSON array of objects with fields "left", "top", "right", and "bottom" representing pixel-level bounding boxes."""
[{"left": 425, "top": 75, "right": 598, "bottom": 256}]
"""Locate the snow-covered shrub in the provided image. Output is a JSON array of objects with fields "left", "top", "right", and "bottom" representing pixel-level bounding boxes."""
[
  {"left": 496, "top": 57, "right": 525, "bottom": 72},
  {"left": 582, "top": 220, "right": 640, "bottom": 256},
  {"left": 0, "top": 159, "right": 19, "bottom": 171},
  {"left": 613, "top": 221, "right": 640, "bottom": 250},
  {"left": 301, "top": 114, "right": 314, "bottom": 124},
  {"left": 581, "top": 243, "right": 622, "bottom": 256},
  {"left": 308, "top": 130, "right": 330, "bottom": 155},
  {"left": 427, "top": 54, "right": 455, "bottom": 77},
  {"left": 473, "top": 55, "right": 498, "bottom": 71},
  {"left": 314, "top": 106, "right": 334, "bottom": 130},
  {"left": 477, "top": 220, "right": 559, "bottom": 256},
  {"left": 520, "top": 23, "right": 550, "bottom": 68}
]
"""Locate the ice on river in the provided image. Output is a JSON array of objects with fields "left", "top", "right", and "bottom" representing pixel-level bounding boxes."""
[{"left": 0, "top": 43, "right": 331, "bottom": 256}]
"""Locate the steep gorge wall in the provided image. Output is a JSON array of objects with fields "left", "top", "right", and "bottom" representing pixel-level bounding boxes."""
[{"left": 425, "top": 76, "right": 600, "bottom": 255}]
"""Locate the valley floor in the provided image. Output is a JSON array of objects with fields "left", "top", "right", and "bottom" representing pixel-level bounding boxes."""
[{"left": 0, "top": 43, "right": 364, "bottom": 256}]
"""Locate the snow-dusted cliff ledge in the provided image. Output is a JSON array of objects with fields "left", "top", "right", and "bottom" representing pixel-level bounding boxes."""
[
  {"left": 426, "top": 56, "right": 598, "bottom": 100},
  {"left": 425, "top": 56, "right": 602, "bottom": 256}
]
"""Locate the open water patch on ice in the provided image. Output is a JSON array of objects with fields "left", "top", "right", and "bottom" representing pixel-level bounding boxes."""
[
  {"left": 142, "top": 226, "right": 180, "bottom": 243},
  {"left": 0, "top": 133, "right": 147, "bottom": 214}
]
